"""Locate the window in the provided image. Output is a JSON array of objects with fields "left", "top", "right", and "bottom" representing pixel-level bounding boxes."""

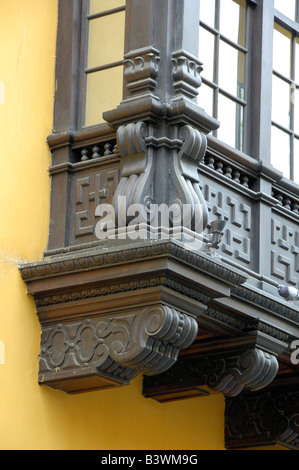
[
  {"left": 198, "top": 0, "right": 299, "bottom": 184},
  {"left": 198, "top": 0, "right": 247, "bottom": 151},
  {"left": 83, "top": 0, "right": 126, "bottom": 127},
  {"left": 271, "top": 1, "right": 299, "bottom": 181}
]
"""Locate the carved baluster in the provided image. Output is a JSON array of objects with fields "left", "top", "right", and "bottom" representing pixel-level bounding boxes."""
[
  {"left": 215, "top": 161, "right": 223, "bottom": 174},
  {"left": 104, "top": 143, "right": 113, "bottom": 156},
  {"left": 276, "top": 193, "right": 284, "bottom": 205},
  {"left": 232, "top": 171, "right": 241, "bottom": 184},
  {"left": 224, "top": 166, "right": 233, "bottom": 179},
  {"left": 241, "top": 175, "right": 249, "bottom": 188},
  {"left": 292, "top": 202, "right": 299, "bottom": 214},
  {"left": 113, "top": 144, "right": 119, "bottom": 155},
  {"left": 81, "top": 149, "right": 89, "bottom": 161},
  {"left": 284, "top": 198, "right": 292, "bottom": 211},
  {"left": 92, "top": 146, "right": 100, "bottom": 159},
  {"left": 205, "top": 156, "right": 215, "bottom": 169}
]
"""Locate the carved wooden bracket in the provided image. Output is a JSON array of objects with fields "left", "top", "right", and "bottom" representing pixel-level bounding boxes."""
[
  {"left": 39, "top": 305, "right": 198, "bottom": 393},
  {"left": 212, "top": 348, "right": 279, "bottom": 397},
  {"left": 143, "top": 334, "right": 281, "bottom": 402},
  {"left": 112, "top": 121, "right": 154, "bottom": 228},
  {"left": 112, "top": 120, "right": 209, "bottom": 236},
  {"left": 19, "top": 239, "right": 247, "bottom": 394},
  {"left": 169, "top": 124, "right": 209, "bottom": 232}
]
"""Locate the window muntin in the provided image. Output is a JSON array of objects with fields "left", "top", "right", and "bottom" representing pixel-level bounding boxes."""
[
  {"left": 274, "top": 0, "right": 297, "bottom": 22},
  {"left": 84, "top": 1, "right": 126, "bottom": 127},
  {"left": 271, "top": 15, "right": 299, "bottom": 182},
  {"left": 199, "top": 0, "right": 299, "bottom": 184},
  {"left": 198, "top": 0, "right": 247, "bottom": 152}
]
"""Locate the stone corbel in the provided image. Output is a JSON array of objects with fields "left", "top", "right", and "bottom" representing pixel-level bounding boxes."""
[{"left": 38, "top": 304, "right": 198, "bottom": 394}]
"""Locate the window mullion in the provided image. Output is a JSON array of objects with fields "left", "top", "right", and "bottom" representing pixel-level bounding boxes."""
[{"left": 246, "top": 0, "right": 275, "bottom": 162}]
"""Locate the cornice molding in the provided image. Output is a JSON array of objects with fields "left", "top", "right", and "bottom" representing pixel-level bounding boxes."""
[{"left": 19, "top": 239, "right": 247, "bottom": 286}]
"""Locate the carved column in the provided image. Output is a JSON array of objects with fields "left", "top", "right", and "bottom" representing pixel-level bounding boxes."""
[{"left": 104, "top": 0, "right": 219, "bottom": 241}]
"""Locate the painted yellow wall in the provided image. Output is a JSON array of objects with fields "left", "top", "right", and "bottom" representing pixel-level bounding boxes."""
[{"left": 0, "top": 0, "right": 225, "bottom": 450}]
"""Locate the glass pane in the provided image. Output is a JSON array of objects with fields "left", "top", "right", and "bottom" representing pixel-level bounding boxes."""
[
  {"left": 219, "top": 0, "right": 247, "bottom": 47},
  {"left": 271, "top": 126, "right": 290, "bottom": 178},
  {"left": 199, "top": 27, "right": 215, "bottom": 82},
  {"left": 218, "top": 40, "right": 245, "bottom": 97},
  {"left": 272, "top": 75, "right": 291, "bottom": 129},
  {"left": 294, "top": 138, "right": 299, "bottom": 183},
  {"left": 296, "top": 37, "right": 299, "bottom": 82},
  {"left": 200, "top": 0, "right": 216, "bottom": 27},
  {"left": 197, "top": 83, "right": 214, "bottom": 117},
  {"left": 273, "top": 24, "right": 292, "bottom": 78},
  {"left": 217, "top": 94, "right": 244, "bottom": 149},
  {"left": 87, "top": 11, "right": 125, "bottom": 69},
  {"left": 85, "top": 67, "right": 123, "bottom": 127},
  {"left": 294, "top": 86, "right": 299, "bottom": 135},
  {"left": 89, "top": 0, "right": 125, "bottom": 15},
  {"left": 274, "top": 0, "right": 296, "bottom": 21}
]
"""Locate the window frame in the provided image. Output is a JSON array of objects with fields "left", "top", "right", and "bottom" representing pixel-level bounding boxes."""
[
  {"left": 271, "top": 6, "right": 299, "bottom": 181},
  {"left": 78, "top": 1, "right": 126, "bottom": 128},
  {"left": 199, "top": 0, "right": 248, "bottom": 152},
  {"left": 198, "top": 0, "right": 299, "bottom": 184}
]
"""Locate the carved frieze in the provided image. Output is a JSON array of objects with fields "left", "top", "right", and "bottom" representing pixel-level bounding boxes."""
[
  {"left": 225, "top": 389, "right": 299, "bottom": 449},
  {"left": 39, "top": 304, "right": 198, "bottom": 393}
]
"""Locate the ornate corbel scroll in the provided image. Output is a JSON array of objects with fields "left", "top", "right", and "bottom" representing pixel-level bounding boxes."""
[
  {"left": 38, "top": 304, "right": 198, "bottom": 393},
  {"left": 213, "top": 348, "right": 279, "bottom": 397},
  {"left": 143, "top": 343, "right": 279, "bottom": 402},
  {"left": 112, "top": 121, "right": 154, "bottom": 228},
  {"left": 169, "top": 125, "right": 209, "bottom": 232}
]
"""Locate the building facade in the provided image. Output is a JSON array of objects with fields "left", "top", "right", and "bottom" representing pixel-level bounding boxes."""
[{"left": 0, "top": 0, "right": 299, "bottom": 450}]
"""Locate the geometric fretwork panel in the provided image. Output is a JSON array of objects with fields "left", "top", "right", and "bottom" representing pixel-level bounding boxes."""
[
  {"left": 271, "top": 214, "right": 299, "bottom": 289},
  {"left": 201, "top": 176, "right": 253, "bottom": 270}
]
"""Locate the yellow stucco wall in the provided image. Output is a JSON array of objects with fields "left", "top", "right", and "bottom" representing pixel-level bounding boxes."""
[{"left": 0, "top": 0, "right": 225, "bottom": 450}]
